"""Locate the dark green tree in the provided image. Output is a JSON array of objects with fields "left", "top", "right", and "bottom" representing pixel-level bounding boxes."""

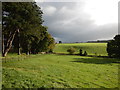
[
  {"left": 83, "top": 51, "right": 87, "bottom": 56},
  {"left": 2, "top": 2, "right": 55, "bottom": 56},
  {"left": 59, "top": 41, "right": 62, "bottom": 43},
  {"left": 107, "top": 35, "right": 120, "bottom": 58},
  {"left": 35, "top": 32, "right": 55, "bottom": 53},
  {"left": 2, "top": 2, "right": 41, "bottom": 56},
  {"left": 79, "top": 49, "right": 82, "bottom": 56}
]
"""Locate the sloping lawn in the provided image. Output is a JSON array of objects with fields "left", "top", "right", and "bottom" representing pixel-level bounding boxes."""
[
  {"left": 2, "top": 54, "right": 119, "bottom": 88},
  {"left": 54, "top": 43, "right": 107, "bottom": 56}
]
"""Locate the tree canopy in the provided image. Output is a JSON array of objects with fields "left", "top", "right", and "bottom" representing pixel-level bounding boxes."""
[
  {"left": 2, "top": 2, "right": 55, "bottom": 56},
  {"left": 107, "top": 34, "right": 120, "bottom": 58}
]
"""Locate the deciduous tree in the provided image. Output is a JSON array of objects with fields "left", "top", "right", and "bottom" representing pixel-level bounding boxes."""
[{"left": 107, "top": 35, "right": 120, "bottom": 58}]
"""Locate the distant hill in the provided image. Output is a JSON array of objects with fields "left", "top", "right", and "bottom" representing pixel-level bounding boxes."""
[
  {"left": 87, "top": 40, "right": 111, "bottom": 43},
  {"left": 57, "top": 40, "right": 112, "bottom": 44}
]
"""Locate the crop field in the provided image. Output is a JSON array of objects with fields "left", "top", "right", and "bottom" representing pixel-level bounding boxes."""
[
  {"left": 54, "top": 43, "right": 107, "bottom": 56},
  {"left": 2, "top": 43, "right": 119, "bottom": 88}
]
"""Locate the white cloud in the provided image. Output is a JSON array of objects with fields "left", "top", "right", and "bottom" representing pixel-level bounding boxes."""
[
  {"left": 84, "top": 0, "right": 119, "bottom": 25},
  {"left": 43, "top": 5, "right": 56, "bottom": 16}
]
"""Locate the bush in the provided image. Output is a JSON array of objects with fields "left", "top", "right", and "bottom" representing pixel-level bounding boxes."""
[
  {"left": 67, "top": 47, "right": 76, "bottom": 54},
  {"left": 79, "top": 49, "right": 83, "bottom": 56},
  {"left": 79, "top": 49, "right": 87, "bottom": 56},
  {"left": 83, "top": 51, "right": 87, "bottom": 56},
  {"left": 48, "top": 49, "right": 53, "bottom": 53}
]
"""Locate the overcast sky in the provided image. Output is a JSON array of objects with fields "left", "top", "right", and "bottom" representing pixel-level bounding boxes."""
[{"left": 36, "top": 0, "right": 119, "bottom": 42}]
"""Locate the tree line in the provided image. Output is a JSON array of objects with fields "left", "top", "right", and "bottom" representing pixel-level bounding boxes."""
[{"left": 2, "top": 2, "right": 55, "bottom": 57}]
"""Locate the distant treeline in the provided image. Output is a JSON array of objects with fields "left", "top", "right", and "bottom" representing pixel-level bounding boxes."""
[
  {"left": 57, "top": 40, "right": 111, "bottom": 44},
  {"left": 87, "top": 40, "right": 111, "bottom": 43}
]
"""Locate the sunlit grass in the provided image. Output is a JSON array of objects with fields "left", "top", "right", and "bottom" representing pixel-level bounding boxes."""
[
  {"left": 54, "top": 43, "right": 107, "bottom": 56},
  {"left": 2, "top": 54, "right": 119, "bottom": 88}
]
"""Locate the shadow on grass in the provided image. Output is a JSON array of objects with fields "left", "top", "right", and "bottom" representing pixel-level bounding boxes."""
[
  {"left": 54, "top": 53, "right": 120, "bottom": 64},
  {"left": 71, "top": 57, "right": 120, "bottom": 64}
]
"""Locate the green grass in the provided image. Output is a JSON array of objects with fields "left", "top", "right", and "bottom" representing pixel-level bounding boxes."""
[
  {"left": 2, "top": 43, "right": 119, "bottom": 88},
  {"left": 54, "top": 43, "right": 107, "bottom": 56},
  {"left": 2, "top": 54, "right": 119, "bottom": 88}
]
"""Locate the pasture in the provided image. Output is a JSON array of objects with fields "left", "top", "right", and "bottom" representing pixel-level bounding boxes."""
[
  {"left": 2, "top": 43, "right": 119, "bottom": 88},
  {"left": 54, "top": 43, "right": 107, "bottom": 56}
]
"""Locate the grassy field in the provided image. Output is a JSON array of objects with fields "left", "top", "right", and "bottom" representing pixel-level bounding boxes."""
[
  {"left": 54, "top": 43, "right": 107, "bottom": 56},
  {"left": 2, "top": 43, "right": 119, "bottom": 88}
]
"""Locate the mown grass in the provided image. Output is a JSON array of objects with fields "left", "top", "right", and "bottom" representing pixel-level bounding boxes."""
[
  {"left": 2, "top": 54, "right": 119, "bottom": 88},
  {"left": 54, "top": 43, "right": 107, "bottom": 56}
]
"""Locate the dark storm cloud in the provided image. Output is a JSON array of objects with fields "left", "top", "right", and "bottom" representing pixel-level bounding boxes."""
[{"left": 36, "top": 2, "right": 118, "bottom": 42}]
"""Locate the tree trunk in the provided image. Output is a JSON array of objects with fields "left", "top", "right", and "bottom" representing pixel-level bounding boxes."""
[
  {"left": 18, "top": 45, "right": 21, "bottom": 55},
  {"left": 26, "top": 51, "right": 29, "bottom": 55},
  {"left": 3, "top": 30, "right": 18, "bottom": 57},
  {"left": 2, "top": 34, "right": 4, "bottom": 56},
  {"left": 3, "top": 48, "right": 10, "bottom": 57},
  {"left": 18, "top": 29, "right": 21, "bottom": 55}
]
